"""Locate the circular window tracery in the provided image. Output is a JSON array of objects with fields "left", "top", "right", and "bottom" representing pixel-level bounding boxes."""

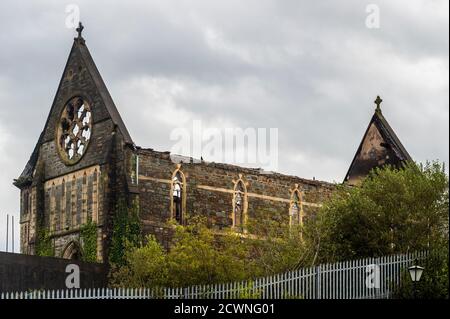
[{"left": 57, "top": 96, "right": 92, "bottom": 165}]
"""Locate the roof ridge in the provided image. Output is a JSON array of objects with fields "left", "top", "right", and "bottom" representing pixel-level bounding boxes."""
[{"left": 374, "top": 110, "right": 412, "bottom": 161}]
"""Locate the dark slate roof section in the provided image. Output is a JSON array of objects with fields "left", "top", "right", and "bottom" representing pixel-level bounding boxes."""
[
  {"left": 344, "top": 108, "right": 413, "bottom": 183},
  {"left": 14, "top": 131, "right": 44, "bottom": 187}
]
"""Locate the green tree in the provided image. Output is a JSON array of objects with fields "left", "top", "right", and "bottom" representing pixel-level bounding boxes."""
[
  {"left": 109, "top": 217, "right": 250, "bottom": 288},
  {"left": 109, "top": 235, "right": 168, "bottom": 288},
  {"left": 165, "top": 217, "right": 250, "bottom": 287},
  {"left": 246, "top": 210, "right": 310, "bottom": 275},
  {"left": 304, "top": 161, "right": 449, "bottom": 263}
]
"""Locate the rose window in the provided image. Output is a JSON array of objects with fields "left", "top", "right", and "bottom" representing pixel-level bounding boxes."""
[{"left": 57, "top": 96, "right": 92, "bottom": 164}]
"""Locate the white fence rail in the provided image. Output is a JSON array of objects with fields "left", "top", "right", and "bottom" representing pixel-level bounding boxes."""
[{"left": 1, "top": 251, "right": 426, "bottom": 299}]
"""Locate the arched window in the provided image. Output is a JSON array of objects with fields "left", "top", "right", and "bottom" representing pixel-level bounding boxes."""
[
  {"left": 289, "top": 185, "right": 303, "bottom": 227},
  {"left": 171, "top": 166, "right": 186, "bottom": 224},
  {"left": 232, "top": 175, "right": 248, "bottom": 232}
]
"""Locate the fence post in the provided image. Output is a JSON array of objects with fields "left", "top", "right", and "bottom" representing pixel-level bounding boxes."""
[{"left": 315, "top": 264, "right": 322, "bottom": 299}]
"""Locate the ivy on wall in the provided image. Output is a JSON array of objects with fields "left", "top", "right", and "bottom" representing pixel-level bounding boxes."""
[
  {"left": 80, "top": 219, "right": 98, "bottom": 262},
  {"left": 109, "top": 198, "right": 142, "bottom": 266},
  {"left": 35, "top": 228, "right": 54, "bottom": 257}
]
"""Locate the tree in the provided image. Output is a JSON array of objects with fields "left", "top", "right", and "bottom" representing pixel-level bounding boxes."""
[
  {"left": 304, "top": 161, "right": 449, "bottom": 263},
  {"left": 165, "top": 217, "right": 250, "bottom": 287},
  {"left": 245, "top": 210, "right": 311, "bottom": 275},
  {"left": 109, "top": 217, "right": 251, "bottom": 288}
]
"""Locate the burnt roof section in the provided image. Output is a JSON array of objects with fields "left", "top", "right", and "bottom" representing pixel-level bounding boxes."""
[
  {"left": 344, "top": 96, "right": 413, "bottom": 183},
  {"left": 14, "top": 24, "right": 133, "bottom": 188}
]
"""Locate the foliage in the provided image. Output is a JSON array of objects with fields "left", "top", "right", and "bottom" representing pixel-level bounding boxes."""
[
  {"left": 80, "top": 219, "right": 98, "bottom": 262},
  {"left": 110, "top": 235, "right": 168, "bottom": 288},
  {"left": 35, "top": 228, "right": 54, "bottom": 257},
  {"left": 110, "top": 217, "right": 250, "bottom": 288},
  {"left": 109, "top": 161, "right": 448, "bottom": 297},
  {"left": 304, "top": 161, "right": 449, "bottom": 263},
  {"left": 166, "top": 217, "right": 250, "bottom": 287},
  {"left": 234, "top": 282, "right": 262, "bottom": 299},
  {"left": 391, "top": 241, "right": 449, "bottom": 299},
  {"left": 246, "top": 210, "right": 310, "bottom": 275},
  {"left": 109, "top": 197, "right": 142, "bottom": 266}
]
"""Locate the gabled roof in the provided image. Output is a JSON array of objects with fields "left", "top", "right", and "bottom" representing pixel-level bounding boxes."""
[
  {"left": 75, "top": 37, "right": 133, "bottom": 145},
  {"left": 14, "top": 27, "right": 133, "bottom": 188},
  {"left": 344, "top": 97, "right": 412, "bottom": 184},
  {"left": 373, "top": 109, "right": 412, "bottom": 162}
]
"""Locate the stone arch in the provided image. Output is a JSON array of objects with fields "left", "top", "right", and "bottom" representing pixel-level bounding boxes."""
[{"left": 61, "top": 240, "right": 83, "bottom": 260}]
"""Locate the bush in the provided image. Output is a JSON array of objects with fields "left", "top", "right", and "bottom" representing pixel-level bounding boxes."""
[
  {"left": 109, "top": 235, "right": 167, "bottom": 288},
  {"left": 392, "top": 242, "right": 449, "bottom": 299}
]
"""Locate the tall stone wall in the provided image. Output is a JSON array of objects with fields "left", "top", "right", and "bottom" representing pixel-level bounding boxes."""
[{"left": 137, "top": 149, "right": 335, "bottom": 247}]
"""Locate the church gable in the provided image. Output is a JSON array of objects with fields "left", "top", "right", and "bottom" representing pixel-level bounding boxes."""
[
  {"left": 15, "top": 24, "right": 133, "bottom": 185},
  {"left": 345, "top": 96, "right": 412, "bottom": 185},
  {"left": 13, "top": 24, "right": 137, "bottom": 261}
]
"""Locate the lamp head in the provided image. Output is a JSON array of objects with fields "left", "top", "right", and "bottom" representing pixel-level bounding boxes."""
[{"left": 408, "top": 263, "right": 424, "bottom": 282}]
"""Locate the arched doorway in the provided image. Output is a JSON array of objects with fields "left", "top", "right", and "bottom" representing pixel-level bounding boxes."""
[{"left": 62, "top": 241, "right": 83, "bottom": 260}]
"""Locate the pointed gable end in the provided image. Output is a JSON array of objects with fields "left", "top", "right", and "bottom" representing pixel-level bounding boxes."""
[
  {"left": 14, "top": 25, "right": 133, "bottom": 188},
  {"left": 344, "top": 96, "right": 413, "bottom": 186}
]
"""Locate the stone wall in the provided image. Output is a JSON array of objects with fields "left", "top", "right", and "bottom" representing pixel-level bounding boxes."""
[{"left": 137, "top": 148, "right": 335, "bottom": 247}]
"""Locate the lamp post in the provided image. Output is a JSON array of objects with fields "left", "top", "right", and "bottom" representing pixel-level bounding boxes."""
[{"left": 408, "top": 259, "right": 424, "bottom": 299}]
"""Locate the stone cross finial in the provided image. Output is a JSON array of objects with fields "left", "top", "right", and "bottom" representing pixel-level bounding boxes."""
[
  {"left": 374, "top": 95, "right": 383, "bottom": 111},
  {"left": 76, "top": 22, "right": 84, "bottom": 39}
]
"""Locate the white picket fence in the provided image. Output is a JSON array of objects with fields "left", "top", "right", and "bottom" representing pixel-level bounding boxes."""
[{"left": 1, "top": 251, "right": 426, "bottom": 299}]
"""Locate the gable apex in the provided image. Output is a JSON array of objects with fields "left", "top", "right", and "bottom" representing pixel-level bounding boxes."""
[
  {"left": 344, "top": 97, "right": 413, "bottom": 185},
  {"left": 15, "top": 30, "right": 133, "bottom": 187}
]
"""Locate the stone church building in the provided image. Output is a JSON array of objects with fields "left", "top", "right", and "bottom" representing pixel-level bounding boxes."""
[{"left": 13, "top": 25, "right": 412, "bottom": 262}]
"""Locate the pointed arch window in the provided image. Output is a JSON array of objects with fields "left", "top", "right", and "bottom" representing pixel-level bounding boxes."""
[
  {"left": 289, "top": 185, "right": 303, "bottom": 227},
  {"left": 232, "top": 175, "right": 248, "bottom": 232},
  {"left": 171, "top": 165, "right": 186, "bottom": 224}
]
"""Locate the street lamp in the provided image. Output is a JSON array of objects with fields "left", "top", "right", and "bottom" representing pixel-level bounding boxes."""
[{"left": 408, "top": 260, "right": 424, "bottom": 299}]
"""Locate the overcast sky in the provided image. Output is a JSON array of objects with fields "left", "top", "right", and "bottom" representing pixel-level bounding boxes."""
[{"left": 0, "top": 0, "right": 448, "bottom": 252}]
